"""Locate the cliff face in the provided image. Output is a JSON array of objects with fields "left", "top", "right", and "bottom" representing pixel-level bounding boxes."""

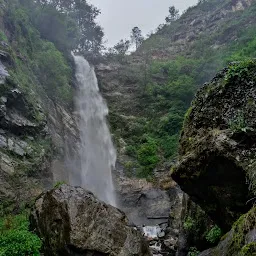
[
  {"left": 173, "top": 60, "right": 256, "bottom": 254},
  {"left": 0, "top": 1, "right": 79, "bottom": 214}
]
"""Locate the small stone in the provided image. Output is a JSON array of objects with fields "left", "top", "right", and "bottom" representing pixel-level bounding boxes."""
[{"left": 158, "top": 231, "right": 165, "bottom": 238}]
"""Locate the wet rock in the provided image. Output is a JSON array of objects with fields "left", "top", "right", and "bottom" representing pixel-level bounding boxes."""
[
  {"left": 172, "top": 61, "right": 256, "bottom": 231},
  {"left": 0, "top": 60, "right": 8, "bottom": 84},
  {"left": 199, "top": 206, "right": 256, "bottom": 255},
  {"left": 0, "top": 134, "right": 7, "bottom": 148},
  {"left": 0, "top": 152, "right": 14, "bottom": 175},
  {"left": 116, "top": 177, "right": 172, "bottom": 226},
  {"left": 30, "top": 184, "right": 151, "bottom": 256}
]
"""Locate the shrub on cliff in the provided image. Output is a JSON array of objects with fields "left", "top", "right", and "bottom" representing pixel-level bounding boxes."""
[{"left": 0, "top": 214, "right": 41, "bottom": 256}]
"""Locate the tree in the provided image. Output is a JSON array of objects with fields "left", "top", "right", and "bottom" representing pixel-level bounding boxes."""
[
  {"left": 165, "top": 6, "right": 180, "bottom": 23},
  {"left": 130, "top": 27, "right": 144, "bottom": 50},
  {"left": 32, "top": 0, "right": 104, "bottom": 55},
  {"left": 113, "top": 39, "right": 130, "bottom": 55}
]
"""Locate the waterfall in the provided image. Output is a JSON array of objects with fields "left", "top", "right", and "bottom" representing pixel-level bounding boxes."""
[{"left": 72, "top": 54, "right": 116, "bottom": 206}]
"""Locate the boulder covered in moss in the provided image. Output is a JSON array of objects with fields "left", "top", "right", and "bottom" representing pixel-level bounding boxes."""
[
  {"left": 199, "top": 206, "right": 256, "bottom": 256},
  {"left": 172, "top": 60, "right": 256, "bottom": 231},
  {"left": 30, "top": 184, "right": 151, "bottom": 256}
]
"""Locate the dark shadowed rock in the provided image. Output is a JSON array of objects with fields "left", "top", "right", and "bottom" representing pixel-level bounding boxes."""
[
  {"left": 172, "top": 60, "right": 256, "bottom": 231},
  {"left": 116, "top": 177, "right": 172, "bottom": 226},
  {"left": 30, "top": 184, "right": 151, "bottom": 256},
  {"left": 199, "top": 206, "right": 256, "bottom": 256}
]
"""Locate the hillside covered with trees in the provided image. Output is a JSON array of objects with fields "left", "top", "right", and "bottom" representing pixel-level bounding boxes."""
[{"left": 98, "top": 0, "right": 256, "bottom": 178}]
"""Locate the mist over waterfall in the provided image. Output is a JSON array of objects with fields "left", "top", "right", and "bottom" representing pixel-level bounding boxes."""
[{"left": 73, "top": 54, "right": 116, "bottom": 206}]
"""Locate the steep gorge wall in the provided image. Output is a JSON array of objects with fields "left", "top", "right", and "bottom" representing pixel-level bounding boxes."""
[{"left": 0, "top": 1, "right": 80, "bottom": 213}]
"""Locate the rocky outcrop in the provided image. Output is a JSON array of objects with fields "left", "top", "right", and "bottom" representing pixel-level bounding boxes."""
[
  {"left": 116, "top": 177, "right": 172, "bottom": 226},
  {"left": 176, "top": 196, "right": 214, "bottom": 256},
  {"left": 172, "top": 60, "right": 256, "bottom": 254},
  {"left": 172, "top": 60, "right": 256, "bottom": 232},
  {"left": 116, "top": 175, "right": 189, "bottom": 255},
  {"left": 0, "top": 41, "right": 79, "bottom": 213},
  {"left": 30, "top": 184, "right": 151, "bottom": 256},
  {"left": 199, "top": 206, "right": 256, "bottom": 256}
]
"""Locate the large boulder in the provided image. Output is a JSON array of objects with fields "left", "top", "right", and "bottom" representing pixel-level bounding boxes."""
[
  {"left": 30, "top": 184, "right": 151, "bottom": 256},
  {"left": 172, "top": 60, "right": 256, "bottom": 231},
  {"left": 199, "top": 206, "right": 256, "bottom": 256}
]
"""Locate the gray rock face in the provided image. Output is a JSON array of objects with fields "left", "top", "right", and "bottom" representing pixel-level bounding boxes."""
[
  {"left": 116, "top": 177, "right": 171, "bottom": 226},
  {"left": 0, "top": 60, "right": 8, "bottom": 84},
  {"left": 30, "top": 184, "right": 151, "bottom": 256}
]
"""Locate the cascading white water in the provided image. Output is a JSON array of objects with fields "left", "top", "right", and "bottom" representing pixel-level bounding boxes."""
[{"left": 73, "top": 54, "right": 116, "bottom": 206}]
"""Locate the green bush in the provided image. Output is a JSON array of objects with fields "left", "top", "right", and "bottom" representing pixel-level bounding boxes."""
[
  {"left": 188, "top": 247, "right": 200, "bottom": 256},
  {"left": 0, "top": 230, "right": 41, "bottom": 256},
  {"left": 206, "top": 225, "right": 222, "bottom": 244},
  {"left": 0, "top": 214, "right": 41, "bottom": 256},
  {"left": 35, "top": 42, "right": 72, "bottom": 103},
  {"left": 54, "top": 181, "right": 67, "bottom": 188},
  {"left": 137, "top": 138, "right": 159, "bottom": 168},
  {"left": 183, "top": 216, "right": 195, "bottom": 231}
]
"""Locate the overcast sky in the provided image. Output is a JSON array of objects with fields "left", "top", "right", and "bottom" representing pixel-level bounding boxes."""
[{"left": 88, "top": 0, "right": 198, "bottom": 47}]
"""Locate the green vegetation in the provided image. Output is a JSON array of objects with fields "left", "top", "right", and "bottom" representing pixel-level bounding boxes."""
[
  {"left": 184, "top": 216, "right": 195, "bottom": 231},
  {"left": 225, "top": 59, "right": 256, "bottom": 85},
  {"left": 227, "top": 206, "right": 256, "bottom": 255},
  {"left": 206, "top": 225, "right": 222, "bottom": 244},
  {"left": 0, "top": 30, "right": 7, "bottom": 41},
  {"left": 188, "top": 247, "right": 200, "bottom": 256},
  {"left": 110, "top": 0, "right": 256, "bottom": 178},
  {"left": 4, "top": 1, "right": 73, "bottom": 105},
  {"left": 54, "top": 181, "right": 67, "bottom": 188},
  {"left": 0, "top": 213, "right": 41, "bottom": 256},
  {"left": 137, "top": 137, "right": 159, "bottom": 177},
  {"left": 228, "top": 111, "right": 248, "bottom": 133},
  {"left": 240, "top": 242, "right": 256, "bottom": 256},
  {"left": 2, "top": 0, "right": 104, "bottom": 105}
]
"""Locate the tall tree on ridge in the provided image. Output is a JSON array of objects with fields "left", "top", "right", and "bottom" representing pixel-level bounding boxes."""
[{"left": 130, "top": 26, "right": 144, "bottom": 50}]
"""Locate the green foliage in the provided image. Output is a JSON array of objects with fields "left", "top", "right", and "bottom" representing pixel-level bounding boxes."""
[
  {"left": 137, "top": 137, "right": 159, "bottom": 177},
  {"left": 227, "top": 206, "right": 256, "bottom": 255},
  {"left": 188, "top": 247, "right": 200, "bottom": 256},
  {"left": 159, "top": 134, "right": 179, "bottom": 158},
  {"left": 228, "top": 111, "right": 249, "bottom": 133},
  {"left": 124, "top": 161, "right": 138, "bottom": 177},
  {"left": 125, "top": 145, "right": 137, "bottom": 157},
  {"left": 206, "top": 225, "right": 222, "bottom": 244},
  {"left": 184, "top": 216, "right": 195, "bottom": 231},
  {"left": 225, "top": 59, "right": 256, "bottom": 85},
  {"left": 0, "top": 214, "right": 41, "bottom": 256},
  {"left": 54, "top": 181, "right": 67, "bottom": 188},
  {"left": 21, "top": 0, "right": 104, "bottom": 54},
  {"left": 119, "top": 1, "right": 256, "bottom": 179},
  {"left": 0, "top": 30, "right": 7, "bottom": 41},
  {"left": 3, "top": 0, "right": 74, "bottom": 105},
  {"left": 34, "top": 42, "right": 72, "bottom": 103},
  {"left": 240, "top": 242, "right": 256, "bottom": 256}
]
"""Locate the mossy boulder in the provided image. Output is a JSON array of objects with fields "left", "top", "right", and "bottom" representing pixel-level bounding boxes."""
[
  {"left": 199, "top": 206, "right": 256, "bottom": 256},
  {"left": 172, "top": 60, "right": 256, "bottom": 231}
]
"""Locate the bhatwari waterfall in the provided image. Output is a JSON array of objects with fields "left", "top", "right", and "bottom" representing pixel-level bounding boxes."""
[{"left": 73, "top": 54, "right": 116, "bottom": 206}]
